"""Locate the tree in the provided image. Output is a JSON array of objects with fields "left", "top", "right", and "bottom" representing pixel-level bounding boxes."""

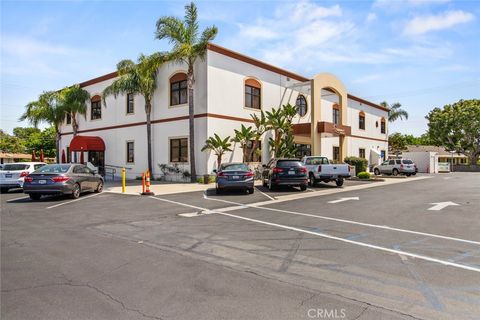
[
  {"left": 388, "top": 132, "right": 407, "bottom": 154},
  {"left": 201, "top": 134, "right": 232, "bottom": 169},
  {"left": 102, "top": 52, "right": 166, "bottom": 174},
  {"left": 250, "top": 111, "right": 267, "bottom": 162},
  {"left": 0, "top": 130, "right": 25, "bottom": 154},
  {"left": 20, "top": 91, "right": 66, "bottom": 163},
  {"left": 265, "top": 104, "right": 297, "bottom": 158},
  {"left": 12, "top": 127, "right": 40, "bottom": 140},
  {"left": 231, "top": 124, "right": 255, "bottom": 162},
  {"left": 60, "top": 85, "right": 90, "bottom": 136},
  {"left": 156, "top": 2, "right": 218, "bottom": 182},
  {"left": 426, "top": 99, "right": 480, "bottom": 165},
  {"left": 381, "top": 101, "right": 409, "bottom": 122}
]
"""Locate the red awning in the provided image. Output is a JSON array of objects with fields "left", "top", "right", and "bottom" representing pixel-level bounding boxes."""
[{"left": 70, "top": 135, "right": 105, "bottom": 152}]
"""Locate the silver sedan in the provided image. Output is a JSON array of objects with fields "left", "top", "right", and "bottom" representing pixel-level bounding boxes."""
[{"left": 23, "top": 164, "right": 104, "bottom": 200}]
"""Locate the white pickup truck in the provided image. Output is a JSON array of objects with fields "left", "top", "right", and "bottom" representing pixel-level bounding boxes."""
[{"left": 301, "top": 156, "right": 350, "bottom": 187}]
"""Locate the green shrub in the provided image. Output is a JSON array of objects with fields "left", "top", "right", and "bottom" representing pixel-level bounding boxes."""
[
  {"left": 357, "top": 171, "right": 371, "bottom": 179},
  {"left": 135, "top": 176, "right": 143, "bottom": 180},
  {"left": 344, "top": 156, "right": 368, "bottom": 174},
  {"left": 196, "top": 177, "right": 204, "bottom": 184}
]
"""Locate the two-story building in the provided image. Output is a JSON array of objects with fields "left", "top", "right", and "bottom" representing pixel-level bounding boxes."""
[{"left": 59, "top": 43, "right": 389, "bottom": 179}]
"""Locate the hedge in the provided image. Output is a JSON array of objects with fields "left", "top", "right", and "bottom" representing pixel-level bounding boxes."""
[
  {"left": 344, "top": 156, "right": 368, "bottom": 174},
  {"left": 357, "top": 171, "right": 371, "bottom": 179}
]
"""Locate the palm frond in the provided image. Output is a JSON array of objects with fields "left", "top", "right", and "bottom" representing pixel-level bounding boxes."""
[
  {"left": 155, "top": 16, "right": 185, "bottom": 45},
  {"left": 184, "top": 2, "right": 199, "bottom": 44}
]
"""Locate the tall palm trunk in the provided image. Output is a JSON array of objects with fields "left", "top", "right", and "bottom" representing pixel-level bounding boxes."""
[
  {"left": 217, "top": 155, "right": 222, "bottom": 169},
  {"left": 145, "top": 100, "right": 153, "bottom": 175},
  {"left": 187, "top": 66, "right": 196, "bottom": 182},
  {"left": 72, "top": 113, "right": 78, "bottom": 162},
  {"left": 55, "top": 126, "right": 61, "bottom": 164}
]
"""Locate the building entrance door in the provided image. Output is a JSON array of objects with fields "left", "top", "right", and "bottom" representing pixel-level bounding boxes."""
[{"left": 88, "top": 151, "right": 105, "bottom": 176}]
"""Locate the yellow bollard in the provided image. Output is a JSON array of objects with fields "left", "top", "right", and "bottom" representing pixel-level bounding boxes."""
[{"left": 122, "top": 167, "right": 126, "bottom": 193}]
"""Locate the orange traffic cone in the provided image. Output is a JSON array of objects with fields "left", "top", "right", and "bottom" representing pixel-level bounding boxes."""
[{"left": 141, "top": 170, "right": 154, "bottom": 195}]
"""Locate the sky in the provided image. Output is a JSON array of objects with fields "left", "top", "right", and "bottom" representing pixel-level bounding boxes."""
[{"left": 1, "top": 0, "right": 479, "bottom": 136}]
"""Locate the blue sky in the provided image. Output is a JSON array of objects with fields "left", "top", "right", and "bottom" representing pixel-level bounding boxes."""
[{"left": 1, "top": 0, "right": 479, "bottom": 135}]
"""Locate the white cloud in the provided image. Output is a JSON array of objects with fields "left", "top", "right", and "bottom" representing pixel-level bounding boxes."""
[
  {"left": 353, "top": 74, "right": 383, "bottom": 84},
  {"left": 404, "top": 10, "right": 474, "bottom": 35},
  {"left": 374, "top": 0, "right": 450, "bottom": 9},
  {"left": 366, "top": 13, "right": 377, "bottom": 23},
  {"left": 1, "top": 35, "right": 73, "bottom": 58}
]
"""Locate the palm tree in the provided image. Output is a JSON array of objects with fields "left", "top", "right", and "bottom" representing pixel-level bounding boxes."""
[
  {"left": 60, "top": 85, "right": 90, "bottom": 136},
  {"left": 201, "top": 134, "right": 232, "bottom": 169},
  {"left": 231, "top": 124, "right": 255, "bottom": 162},
  {"left": 250, "top": 111, "right": 267, "bottom": 162},
  {"left": 102, "top": 52, "right": 166, "bottom": 174},
  {"left": 381, "top": 101, "right": 409, "bottom": 122},
  {"left": 155, "top": 2, "right": 218, "bottom": 182},
  {"left": 265, "top": 104, "right": 298, "bottom": 158},
  {"left": 20, "top": 91, "right": 66, "bottom": 163}
]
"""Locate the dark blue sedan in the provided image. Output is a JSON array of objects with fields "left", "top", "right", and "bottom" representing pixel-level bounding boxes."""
[{"left": 214, "top": 163, "right": 254, "bottom": 194}]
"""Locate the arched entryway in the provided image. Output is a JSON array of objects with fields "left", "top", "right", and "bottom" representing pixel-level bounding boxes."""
[{"left": 69, "top": 135, "right": 106, "bottom": 175}]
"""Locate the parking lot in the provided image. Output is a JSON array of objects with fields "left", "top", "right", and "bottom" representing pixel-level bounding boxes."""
[{"left": 2, "top": 173, "right": 479, "bottom": 319}]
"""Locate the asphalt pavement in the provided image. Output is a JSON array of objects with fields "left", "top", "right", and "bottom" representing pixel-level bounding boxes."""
[{"left": 1, "top": 173, "right": 479, "bottom": 319}]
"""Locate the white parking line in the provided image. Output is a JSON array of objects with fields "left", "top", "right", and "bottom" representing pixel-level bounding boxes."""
[
  {"left": 203, "top": 194, "right": 480, "bottom": 246},
  {"left": 6, "top": 196, "right": 30, "bottom": 202},
  {"left": 149, "top": 196, "right": 480, "bottom": 273},
  {"left": 254, "top": 187, "right": 275, "bottom": 201},
  {"left": 47, "top": 193, "right": 102, "bottom": 209}
]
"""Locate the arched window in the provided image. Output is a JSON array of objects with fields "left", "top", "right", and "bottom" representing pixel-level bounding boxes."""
[
  {"left": 170, "top": 73, "right": 187, "bottom": 106},
  {"left": 91, "top": 95, "right": 102, "bottom": 120},
  {"left": 359, "top": 111, "right": 366, "bottom": 130},
  {"left": 332, "top": 104, "right": 340, "bottom": 125},
  {"left": 295, "top": 94, "right": 307, "bottom": 117},
  {"left": 380, "top": 117, "right": 386, "bottom": 134},
  {"left": 244, "top": 78, "right": 261, "bottom": 110}
]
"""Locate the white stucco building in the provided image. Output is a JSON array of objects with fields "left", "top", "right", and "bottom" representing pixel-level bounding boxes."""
[{"left": 59, "top": 43, "right": 389, "bottom": 179}]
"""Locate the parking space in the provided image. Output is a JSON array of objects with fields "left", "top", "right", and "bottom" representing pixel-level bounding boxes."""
[{"left": 2, "top": 173, "right": 479, "bottom": 319}]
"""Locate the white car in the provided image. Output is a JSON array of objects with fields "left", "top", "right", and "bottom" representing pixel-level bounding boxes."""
[{"left": 0, "top": 162, "right": 47, "bottom": 193}]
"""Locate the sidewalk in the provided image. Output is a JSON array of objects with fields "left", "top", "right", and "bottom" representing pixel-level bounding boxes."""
[{"left": 105, "top": 180, "right": 213, "bottom": 195}]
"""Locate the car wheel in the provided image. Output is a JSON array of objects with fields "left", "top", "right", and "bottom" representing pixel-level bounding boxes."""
[
  {"left": 247, "top": 188, "right": 254, "bottom": 194},
  {"left": 268, "top": 179, "right": 276, "bottom": 191},
  {"left": 374, "top": 168, "right": 380, "bottom": 176},
  {"left": 336, "top": 178, "right": 344, "bottom": 187},
  {"left": 412, "top": 172, "right": 417, "bottom": 176},
  {"left": 392, "top": 169, "right": 399, "bottom": 176},
  {"left": 0, "top": 187, "right": 9, "bottom": 193},
  {"left": 71, "top": 183, "right": 81, "bottom": 199},
  {"left": 29, "top": 194, "right": 41, "bottom": 201},
  {"left": 95, "top": 181, "right": 103, "bottom": 193},
  {"left": 406, "top": 173, "right": 411, "bottom": 177},
  {"left": 308, "top": 173, "right": 316, "bottom": 187},
  {"left": 300, "top": 184, "right": 307, "bottom": 191}
]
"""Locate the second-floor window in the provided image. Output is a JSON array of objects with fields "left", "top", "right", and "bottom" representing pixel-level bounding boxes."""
[
  {"left": 91, "top": 95, "right": 102, "bottom": 120},
  {"left": 245, "top": 78, "right": 261, "bottom": 110},
  {"left": 296, "top": 95, "right": 307, "bottom": 117},
  {"left": 126, "top": 93, "right": 134, "bottom": 114},
  {"left": 359, "top": 111, "right": 365, "bottom": 130},
  {"left": 381, "top": 118, "right": 386, "bottom": 134},
  {"left": 170, "top": 73, "right": 188, "bottom": 106},
  {"left": 333, "top": 105, "right": 340, "bottom": 125}
]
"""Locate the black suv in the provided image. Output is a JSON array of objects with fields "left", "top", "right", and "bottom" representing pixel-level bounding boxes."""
[{"left": 262, "top": 159, "right": 308, "bottom": 191}]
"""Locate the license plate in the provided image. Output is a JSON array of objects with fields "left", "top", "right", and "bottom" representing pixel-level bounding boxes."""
[
  {"left": 232, "top": 175, "right": 239, "bottom": 179},
  {"left": 5, "top": 174, "right": 12, "bottom": 178},
  {"left": 288, "top": 170, "right": 295, "bottom": 175},
  {"left": 38, "top": 180, "right": 47, "bottom": 184}
]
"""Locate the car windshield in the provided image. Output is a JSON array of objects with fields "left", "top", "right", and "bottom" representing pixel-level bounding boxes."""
[
  {"left": 34, "top": 164, "right": 71, "bottom": 173},
  {"left": 402, "top": 160, "right": 413, "bottom": 164},
  {"left": 2, "top": 164, "right": 29, "bottom": 171},
  {"left": 277, "top": 160, "right": 302, "bottom": 167},
  {"left": 221, "top": 163, "right": 249, "bottom": 171}
]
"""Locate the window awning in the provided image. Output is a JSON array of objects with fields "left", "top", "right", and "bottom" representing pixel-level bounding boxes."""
[{"left": 69, "top": 135, "right": 105, "bottom": 151}]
